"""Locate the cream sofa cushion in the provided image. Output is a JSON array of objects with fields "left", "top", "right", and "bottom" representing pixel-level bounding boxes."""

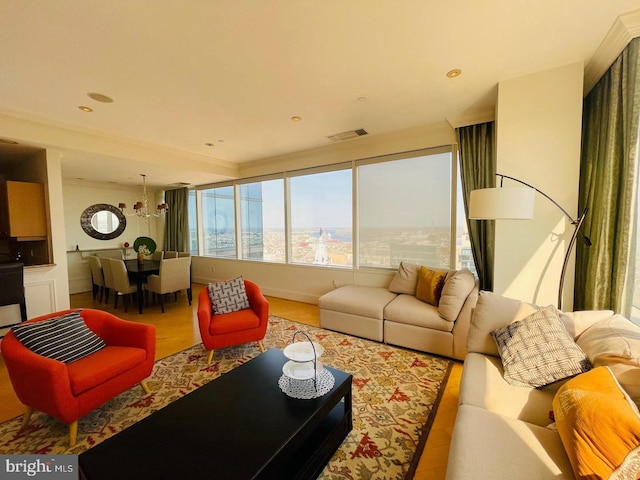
[
  {"left": 387, "top": 262, "right": 420, "bottom": 295},
  {"left": 560, "top": 309, "right": 615, "bottom": 338},
  {"left": 318, "top": 285, "right": 397, "bottom": 320},
  {"left": 466, "top": 291, "right": 538, "bottom": 357},
  {"left": 577, "top": 314, "right": 640, "bottom": 405},
  {"left": 438, "top": 268, "right": 476, "bottom": 322},
  {"left": 384, "top": 294, "right": 454, "bottom": 332},
  {"left": 459, "top": 353, "right": 563, "bottom": 426},
  {"left": 445, "top": 405, "right": 574, "bottom": 480},
  {"left": 577, "top": 314, "right": 640, "bottom": 361}
]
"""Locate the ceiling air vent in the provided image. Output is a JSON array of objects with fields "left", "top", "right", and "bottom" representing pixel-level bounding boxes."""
[{"left": 327, "top": 128, "right": 368, "bottom": 142}]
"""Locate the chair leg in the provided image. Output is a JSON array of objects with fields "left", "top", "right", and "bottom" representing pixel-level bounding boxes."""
[
  {"left": 187, "top": 287, "right": 192, "bottom": 305},
  {"left": 114, "top": 293, "right": 119, "bottom": 309},
  {"left": 140, "top": 380, "right": 151, "bottom": 395},
  {"left": 21, "top": 406, "right": 33, "bottom": 429},
  {"left": 207, "top": 349, "right": 215, "bottom": 364},
  {"left": 159, "top": 294, "right": 165, "bottom": 313},
  {"left": 69, "top": 421, "right": 78, "bottom": 448},
  {"left": 258, "top": 340, "right": 266, "bottom": 353},
  {"left": 104, "top": 288, "right": 110, "bottom": 304}
]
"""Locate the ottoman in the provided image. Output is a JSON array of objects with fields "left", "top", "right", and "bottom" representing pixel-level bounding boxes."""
[{"left": 319, "top": 285, "right": 397, "bottom": 341}]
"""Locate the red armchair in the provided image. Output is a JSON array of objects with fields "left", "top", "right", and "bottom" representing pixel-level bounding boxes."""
[
  {"left": 197, "top": 279, "right": 269, "bottom": 364},
  {"left": 1, "top": 308, "right": 155, "bottom": 447}
]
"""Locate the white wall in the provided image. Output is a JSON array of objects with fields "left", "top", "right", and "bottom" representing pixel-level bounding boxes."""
[
  {"left": 192, "top": 257, "right": 395, "bottom": 304},
  {"left": 24, "top": 149, "right": 70, "bottom": 317},
  {"left": 240, "top": 122, "right": 456, "bottom": 178},
  {"left": 63, "top": 181, "right": 165, "bottom": 294},
  {"left": 494, "top": 62, "right": 584, "bottom": 309}
]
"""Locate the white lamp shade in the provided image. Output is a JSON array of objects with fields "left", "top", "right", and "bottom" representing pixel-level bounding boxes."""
[{"left": 469, "top": 187, "right": 535, "bottom": 220}]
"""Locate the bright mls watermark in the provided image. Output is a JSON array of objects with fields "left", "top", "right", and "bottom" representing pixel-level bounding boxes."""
[{"left": 0, "top": 455, "right": 78, "bottom": 479}]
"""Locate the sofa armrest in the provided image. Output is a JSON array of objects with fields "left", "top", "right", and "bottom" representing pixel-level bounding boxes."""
[
  {"left": 1, "top": 331, "right": 75, "bottom": 414},
  {"left": 451, "top": 280, "right": 479, "bottom": 360},
  {"left": 244, "top": 279, "right": 269, "bottom": 327},
  {"left": 197, "top": 287, "right": 213, "bottom": 334}
]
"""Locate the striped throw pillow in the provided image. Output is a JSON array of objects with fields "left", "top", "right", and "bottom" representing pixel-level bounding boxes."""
[{"left": 12, "top": 311, "right": 106, "bottom": 364}]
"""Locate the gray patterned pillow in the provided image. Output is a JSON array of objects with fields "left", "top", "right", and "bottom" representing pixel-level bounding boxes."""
[
  {"left": 491, "top": 305, "right": 591, "bottom": 388},
  {"left": 207, "top": 276, "right": 250, "bottom": 314}
]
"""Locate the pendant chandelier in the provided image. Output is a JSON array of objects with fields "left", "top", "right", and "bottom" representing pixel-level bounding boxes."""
[{"left": 119, "top": 174, "right": 168, "bottom": 218}]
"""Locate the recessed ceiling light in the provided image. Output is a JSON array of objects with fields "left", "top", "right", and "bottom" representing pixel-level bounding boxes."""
[
  {"left": 218, "top": 139, "right": 224, "bottom": 143},
  {"left": 78, "top": 106, "right": 93, "bottom": 112},
  {"left": 87, "top": 92, "right": 114, "bottom": 103},
  {"left": 291, "top": 116, "right": 302, "bottom": 122},
  {"left": 357, "top": 96, "right": 368, "bottom": 103},
  {"left": 205, "top": 142, "right": 215, "bottom": 147},
  {"left": 446, "top": 69, "right": 462, "bottom": 78}
]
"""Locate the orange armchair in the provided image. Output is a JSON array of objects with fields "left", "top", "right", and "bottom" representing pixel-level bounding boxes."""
[
  {"left": 1, "top": 308, "right": 155, "bottom": 447},
  {"left": 197, "top": 279, "right": 269, "bottom": 364}
]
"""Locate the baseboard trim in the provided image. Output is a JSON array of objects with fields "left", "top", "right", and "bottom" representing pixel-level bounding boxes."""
[{"left": 192, "top": 275, "right": 319, "bottom": 305}]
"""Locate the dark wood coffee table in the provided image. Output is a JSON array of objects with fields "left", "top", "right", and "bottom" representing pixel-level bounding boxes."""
[{"left": 79, "top": 348, "right": 353, "bottom": 480}]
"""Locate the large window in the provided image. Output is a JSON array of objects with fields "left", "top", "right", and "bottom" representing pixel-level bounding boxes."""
[
  {"left": 289, "top": 168, "right": 352, "bottom": 267},
  {"left": 239, "top": 179, "right": 285, "bottom": 262},
  {"left": 200, "top": 185, "right": 236, "bottom": 258},
  {"left": 189, "top": 146, "right": 473, "bottom": 273},
  {"left": 358, "top": 152, "right": 452, "bottom": 269}
]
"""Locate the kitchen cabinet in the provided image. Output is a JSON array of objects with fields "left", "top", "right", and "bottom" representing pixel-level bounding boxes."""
[{"left": 0, "top": 181, "right": 47, "bottom": 240}]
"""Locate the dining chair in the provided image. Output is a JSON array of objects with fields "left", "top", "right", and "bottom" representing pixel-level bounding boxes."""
[
  {"left": 146, "top": 256, "right": 192, "bottom": 313},
  {"left": 151, "top": 251, "right": 163, "bottom": 262},
  {"left": 108, "top": 258, "right": 139, "bottom": 313},
  {"left": 100, "top": 256, "right": 115, "bottom": 305},
  {"left": 163, "top": 251, "right": 178, "bottom": 259},
  {"left": 87, "top": 256, "right": 105, "bottom": 303}
]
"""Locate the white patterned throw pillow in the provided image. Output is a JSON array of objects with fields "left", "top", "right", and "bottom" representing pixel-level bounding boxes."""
[
  {"left": 208, "top": 276, "right": 251, "bottom": 314},
  {"left": 491, "top": 305, "right": 591, "bottom": 388}
]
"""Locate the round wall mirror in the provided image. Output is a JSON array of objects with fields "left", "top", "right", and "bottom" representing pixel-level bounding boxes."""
[{"left": 80, "top": 204, "right": 127, "bottom": 240}]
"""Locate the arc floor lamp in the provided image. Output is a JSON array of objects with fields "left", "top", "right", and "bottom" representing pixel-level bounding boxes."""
[{"left": 468, "top": 173, "right": 591, "bottom": 310}]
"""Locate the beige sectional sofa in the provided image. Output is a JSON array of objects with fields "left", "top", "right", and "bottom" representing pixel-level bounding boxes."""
[
  {"left": 318, "top": 263, "right": 478, "bottom": 360},
  {"left": 446, "top": 291, "right": 640, "bottom": 479}
]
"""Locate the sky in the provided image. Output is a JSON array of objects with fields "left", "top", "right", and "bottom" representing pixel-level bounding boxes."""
[{"left": 260, "top": 152, "right": 467, "bottom": 230}]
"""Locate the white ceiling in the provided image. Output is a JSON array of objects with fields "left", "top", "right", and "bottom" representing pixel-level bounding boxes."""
[{"left": 0, "top": 1, "right": 639, "bottom": 188}]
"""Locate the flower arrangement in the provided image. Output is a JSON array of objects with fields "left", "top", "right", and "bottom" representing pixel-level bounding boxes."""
[{"left": 138, "top": 245, "right": 151, "bottom": 256}]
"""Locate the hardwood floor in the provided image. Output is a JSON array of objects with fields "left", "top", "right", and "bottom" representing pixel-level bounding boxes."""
[{"left": 0, "top": 284, "right": 459, "bottom": 479}]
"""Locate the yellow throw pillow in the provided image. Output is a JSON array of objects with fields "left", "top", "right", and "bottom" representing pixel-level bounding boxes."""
[
  {"left": 415, "top": 266, "right": 448, "bottom": 306},
  {"left": 552, "top": 366, "right": 640, "bottom": 479}
]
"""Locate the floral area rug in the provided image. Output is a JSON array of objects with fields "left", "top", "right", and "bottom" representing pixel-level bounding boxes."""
[{"left": 0, "top": 316, "right": 452, "bottom": 480}]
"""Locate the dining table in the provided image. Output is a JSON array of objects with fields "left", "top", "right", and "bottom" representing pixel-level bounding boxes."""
[{"left": 124, "top": 259, "right": 160, "bottom": 314}]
